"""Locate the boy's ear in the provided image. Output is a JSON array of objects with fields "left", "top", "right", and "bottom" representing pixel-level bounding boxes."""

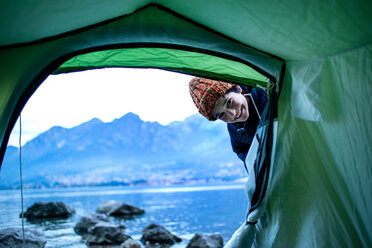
[{"left": 236, "top": 85, "right": 243, "bottom": 93}]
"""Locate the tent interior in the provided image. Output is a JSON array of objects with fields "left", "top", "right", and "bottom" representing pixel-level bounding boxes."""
[{"left": 0, "top": 1, "right": 371, "bottom": 247}]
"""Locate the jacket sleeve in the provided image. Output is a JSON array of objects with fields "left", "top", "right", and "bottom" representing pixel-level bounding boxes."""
[
  {"left": 233, "top": 141, "right": 249, "bottom": 163},
  {"left": 227, "top": 88, "right": 267, "bottom": 163},
  {"left": 227, "top": 124, "right": 252, "bottom": 163}
]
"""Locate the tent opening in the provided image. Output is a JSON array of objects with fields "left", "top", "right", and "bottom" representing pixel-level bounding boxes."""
[{"left": 0, "top": 68, "right": 255, "bottom": 246}]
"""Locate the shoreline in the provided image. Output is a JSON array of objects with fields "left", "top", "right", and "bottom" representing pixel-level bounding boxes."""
[{"left": 0, "top": 182, "right": 246, "bottom": 200}]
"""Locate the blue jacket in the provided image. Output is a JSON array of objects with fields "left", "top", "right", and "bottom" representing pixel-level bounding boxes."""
[{"left": 227, "top": 87, "right": 268, "bottom": 163}]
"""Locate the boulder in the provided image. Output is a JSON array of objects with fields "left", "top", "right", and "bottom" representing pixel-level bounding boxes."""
[
  {"left": 0, "top": 227, "right": 46, "bottom": 248},
  {"left": 121, "top": 238, "right": 141, "bottom": 248},
  {"left": 97, "top": 200, "right": 122, "bottom": 213},
  {"left": 186, "top": 233, "right": 223, "bottom": 248},
  {"left": 85, "top": 222, "right": 130, "bottom": 246},
  {"left": 21, "top": 201, "right": 75, "bottom": 220},
  {"left": 110, "top": 203, "right": 145, "bottom": 218},
  {"left": 97, "top": 200, "right": 145, "bottom": 218},
  {"left": 141, "top": 224, "right": 181, "bottom": 247},
  {"left": 74, "top": 213, "right": 111, "bottom": 235}
]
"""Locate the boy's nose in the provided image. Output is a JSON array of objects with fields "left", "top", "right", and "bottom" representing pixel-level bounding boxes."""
[{"left": 225, "top": 108, "right": 236, "bottom": 118}]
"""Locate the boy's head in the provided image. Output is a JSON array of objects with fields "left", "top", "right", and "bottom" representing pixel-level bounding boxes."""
[
  {"left": 189, "top": 77, "right": 234, "bottom": 121},
  {"left": 189, "top": 77, "right": 250, "bottom": 123}
]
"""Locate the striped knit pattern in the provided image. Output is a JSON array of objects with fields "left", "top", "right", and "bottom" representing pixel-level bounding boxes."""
[{"left": 189, "top": 77, "right": 234, "bottom": 121}]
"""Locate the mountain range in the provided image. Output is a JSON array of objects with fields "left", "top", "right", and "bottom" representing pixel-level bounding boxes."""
[{"left": 0, "top": 113, "right": 246, "bottom": 189}]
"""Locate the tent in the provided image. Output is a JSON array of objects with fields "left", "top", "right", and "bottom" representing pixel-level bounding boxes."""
[{"left": 1, "top": 1, "right": 371, "bottom": 247}]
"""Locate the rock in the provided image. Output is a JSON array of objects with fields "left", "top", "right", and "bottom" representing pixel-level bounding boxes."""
[
  {"left": 21, "top": 201, "right": 75, "bottom": 220},
  {"left": 97, "top": 200, "right": 145, "bottom": 218},
  {"left": 74, "top": 213, "right": 111, "bottom": 235},
  {"left": 85, "top": 222, "right": 130, "bottom": 246},
  {"left": 141, "top": 224, "right": 181, "bottom": 247},
  {"left": 186, "top": 233, "right": 223, "bottom": 248},
  {"left": 0, "top": 227, "right": 46, "bottom": 248},
  {"left": 97, "top": 200, "right": 122, "bottom": 213},
  {"left": 110, "top": 203, "right": 145, "bottom": 218},
  {"left": 121, "top": 238, "right": 141, "bottom": 248}
]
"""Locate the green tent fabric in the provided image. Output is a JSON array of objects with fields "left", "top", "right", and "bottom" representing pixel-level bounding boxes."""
[{"left": 0, "top": 1, "right": 371, "bottom": 247}]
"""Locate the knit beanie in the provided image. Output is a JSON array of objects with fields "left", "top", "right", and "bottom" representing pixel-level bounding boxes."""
[{"left": 189, "top": 77, "right": 234, "bottom": 121}]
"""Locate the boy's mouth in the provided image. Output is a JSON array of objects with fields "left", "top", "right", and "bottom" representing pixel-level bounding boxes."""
[{"left": 234, "top": 107, "right": 242, "bottom": 120}]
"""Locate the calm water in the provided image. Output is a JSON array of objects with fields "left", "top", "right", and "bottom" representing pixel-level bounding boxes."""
[{"left": 0, "top": 184, "right": 248, "bottom": 247}]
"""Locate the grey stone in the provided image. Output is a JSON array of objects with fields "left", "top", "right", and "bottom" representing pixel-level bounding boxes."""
[
  {"left": 21, "top": 201, "right": 75, "bottom": 220},
  {"left": 141, "top": 224, "right": 181, "bottom": 247},
  {"left": 97, "top": 200, "right": 122, "bottom": 214},
  {"left": 85, "top": 222, "right": 130, "bottom": 245},
  {"left": 121, "top": 238, "right": 141, "bottom": 248},
  {"left": 186, "top": 233, "right": 223, "bottom": 248},
  {"left": 0, "top": 227, "right": 46, "bottom": 248},
  {"left": 74, "top": 213, "right": 111, "bottom": 235},
  {"left": 97, "top": 200, "right": 144, "bottom": 218}
]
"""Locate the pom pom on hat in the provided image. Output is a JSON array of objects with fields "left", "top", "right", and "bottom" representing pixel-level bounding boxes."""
[{"left": 189, "top": 77, "right": 234, "bottom": 121}]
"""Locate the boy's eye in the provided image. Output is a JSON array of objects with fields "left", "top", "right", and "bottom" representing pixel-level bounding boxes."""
[
  {"left": 217, "top": 113, "right": 224, "bottom": 119},
  {"left": 226, "top": 99, "right": 232, "bottom": 107}
]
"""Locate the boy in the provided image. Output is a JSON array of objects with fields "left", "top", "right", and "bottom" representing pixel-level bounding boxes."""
[{"left": 189, "top": 77, "right": 267, "bottom": 163}]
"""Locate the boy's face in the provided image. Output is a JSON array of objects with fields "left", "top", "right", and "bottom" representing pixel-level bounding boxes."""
[{"left": 212, "top": 88, "right": 249, "bottom": 123}]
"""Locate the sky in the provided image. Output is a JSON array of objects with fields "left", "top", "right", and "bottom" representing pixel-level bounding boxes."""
[{"left": 8, "top": 68, "right": 197, "bottom": 146}]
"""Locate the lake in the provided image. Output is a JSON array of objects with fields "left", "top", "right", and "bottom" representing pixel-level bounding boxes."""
[{"left": 0, "top": 183, "right": 248, "bottom": 247}]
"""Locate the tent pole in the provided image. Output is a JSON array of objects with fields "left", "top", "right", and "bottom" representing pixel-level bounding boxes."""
[{"left": 19, "top": 114, "right": 25, "bottom": 248}]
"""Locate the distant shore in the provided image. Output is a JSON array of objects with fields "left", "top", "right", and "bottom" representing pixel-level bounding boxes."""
[{"left": 0, "top": 177, "right": 247, "bottom": 190}]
